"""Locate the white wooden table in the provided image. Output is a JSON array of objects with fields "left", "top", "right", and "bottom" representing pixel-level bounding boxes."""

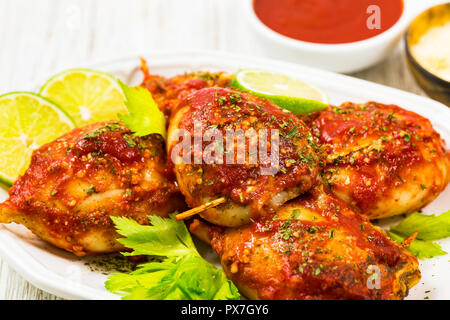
[{"left": 0, "top": 0, "right": 427, "bottom": 300}]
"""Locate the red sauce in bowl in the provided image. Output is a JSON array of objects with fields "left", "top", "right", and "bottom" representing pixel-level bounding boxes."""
[{"left": 253, "top": 0, "right": 403, "bottom": 44}]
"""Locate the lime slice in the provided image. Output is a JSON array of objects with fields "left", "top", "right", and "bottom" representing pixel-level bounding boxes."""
[
  {"left": 0, "top": 92, "right": 75, "bottom": 186},
  {"left": 40, "top": 69, "right": 126, "bottom": 126},
  {"left": 230, "top": 69, "right": 329, "bottom": 114}
]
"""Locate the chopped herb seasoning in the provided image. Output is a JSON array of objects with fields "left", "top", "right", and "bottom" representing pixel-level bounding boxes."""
[
  {"left": 291, "top": 209, "right": 300, "bottom": 220},
  {"left": 329, "top": 229, "right": 335, "bottom": 239},
  {"left": 123, "top": 135, "right": 137, "bottom": 148},
  {"left": 388, "top": 112, "right": 396, "bottom": 121},
  {"left": 308, "top": 226, "right": 317, "bottom": 234},
  {"left": 404, "top": 134, "right": 411, "bottom": 142},
  {"left": 218, "top": 96, "right": 227, "bottom": 105},
  {"left": 150, "top": 149, "right": 158, "bottom": 157},
  {"left": 287, "top": 126, "right": 299, "bottom": 139},
  {"left": 230, "top": 93, "right": 241, "bottom": 104},
  {"left": 86, "top": 186, "right": 97, "bottom": 195}
]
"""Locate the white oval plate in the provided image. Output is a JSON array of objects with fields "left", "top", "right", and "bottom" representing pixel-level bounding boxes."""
[{"left": 0, "top": 51, "right": 449, "bottom": 300}]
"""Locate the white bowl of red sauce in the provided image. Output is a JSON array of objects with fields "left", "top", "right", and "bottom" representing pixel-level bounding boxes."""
[{"left": 245, "top": 0, "right": 445, "bottom": 73}]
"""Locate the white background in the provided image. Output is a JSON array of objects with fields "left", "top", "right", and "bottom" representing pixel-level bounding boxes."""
[{"left": 0, "top": 0, "right": 431, "bottom": 299}]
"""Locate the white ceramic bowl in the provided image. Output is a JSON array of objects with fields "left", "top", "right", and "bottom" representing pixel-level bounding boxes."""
[{"left": 244, "top": 0, "right": 447, "bottom": 73}]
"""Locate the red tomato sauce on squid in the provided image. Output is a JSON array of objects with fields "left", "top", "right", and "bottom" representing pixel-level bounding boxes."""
[{"left": 253, "top": 0, "right": 403, "bottom": 44}]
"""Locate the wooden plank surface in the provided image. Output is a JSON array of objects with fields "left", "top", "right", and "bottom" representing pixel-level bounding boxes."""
[{"left": 0, "top": 0, "right": 427, "bottom": 300}]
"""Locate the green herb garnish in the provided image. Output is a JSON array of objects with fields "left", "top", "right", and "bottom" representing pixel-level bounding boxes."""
[
  {"left": 86, "top": 185, "right": 97, "bottom": 195},
  {"left": 118, "top": 81, "right": 166, "bottom": 138},
  {"left": 388, "top": 210, "right": 450, "bottom": 259},
  {"left": 105, "top": 215, "right": 240, "bottom": 300}
]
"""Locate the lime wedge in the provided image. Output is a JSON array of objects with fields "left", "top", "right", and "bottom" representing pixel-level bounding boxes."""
[
  {"left": 230, "top": 69, "right": 328, "bottom": 114},
  {"left": 0, "top": 92, "right": 75, "bottom": 186},
  {"left": 40, "top": 69, "right": 127, "bottom": 126}
]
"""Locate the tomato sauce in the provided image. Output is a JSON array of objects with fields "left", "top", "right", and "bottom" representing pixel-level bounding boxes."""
[{"left": 253, "top": 0, "right": 403, "bottom": 44}]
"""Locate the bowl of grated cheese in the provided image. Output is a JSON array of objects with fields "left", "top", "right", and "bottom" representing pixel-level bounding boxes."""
[{"left": 405, "top": 2, "right": 450, "bottom": 106}]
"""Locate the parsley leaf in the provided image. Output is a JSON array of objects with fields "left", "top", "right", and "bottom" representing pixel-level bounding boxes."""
[
  {"left": 388, "top": 210, "right": 450, "bottom": 259},
  {"left": 387, "top": 232, "right": 447, "bottom": 259},
  {"left": 390, "top": 210, "right": 450, "bottom": 240},
  {"left": 117, "top": 81, "right": 166, "bottom": 138},
  {"left": 105, "top": 215, "right": 240, "bottom": 300},
  {"left": 111, "top": 215, "right": 196, "bottom": 257}
]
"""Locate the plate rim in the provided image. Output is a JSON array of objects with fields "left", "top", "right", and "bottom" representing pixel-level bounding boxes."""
[{"left": 0, "top": 225, "right": 114, "bottom": 300}]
